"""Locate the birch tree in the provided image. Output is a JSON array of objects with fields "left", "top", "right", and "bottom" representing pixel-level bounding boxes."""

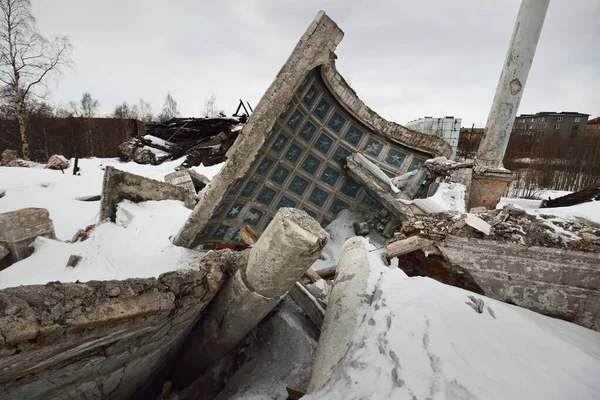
[{"left": 0, "top": 0, "right": 72, "bottom": 159}]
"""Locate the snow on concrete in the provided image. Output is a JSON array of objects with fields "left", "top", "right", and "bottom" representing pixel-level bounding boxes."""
[
  {"left": 311, "top": 209, "right": 364, "bottom": 271},
  {"left": 306, "top": 268, "right": 600, "bottom": 400},
  {"left": 0, "top": 199, "right": 199, "bottom": 289},
  {"left": 411, "top": 182, "right": 466, "bottom": 213},
  {"left": 354, "top": 153, "right": 400, "bottom": 193},
  {"left": 499, "top": 197, "right": 600, "bottom": 225},
  {"left": 0, "top": 157, "right": 224, "bottom": 240}
]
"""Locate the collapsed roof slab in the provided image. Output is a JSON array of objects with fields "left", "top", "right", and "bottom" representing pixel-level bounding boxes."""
[{"left": 173, "top": 11, "right": 451, "bottom": 249}]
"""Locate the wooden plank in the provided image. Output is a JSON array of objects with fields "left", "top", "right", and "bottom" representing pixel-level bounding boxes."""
[{"left": 288, "top": 282, "right": 325, "bottom": 329}]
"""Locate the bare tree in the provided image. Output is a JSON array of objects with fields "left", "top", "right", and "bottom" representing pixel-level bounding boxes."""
[
  {"left": 138, "top": 98, "right": 153, "bottom": 123},
  {"left": 0, "top": 0, "right": 72, "bottom": 159},
  {"left": 158, "top": 92, "right": 179, "bottom": 122},
  {"left": 202, "top": 94, "right": 225, "bottom": 118},
  {"left": 80, "top": 91, "right": 99, "bottom": 118},
  {"left": 113, "top": 101, "right": 140, "bottom": 120}
]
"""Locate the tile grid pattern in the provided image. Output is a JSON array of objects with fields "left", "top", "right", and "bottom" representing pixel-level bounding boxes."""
[{"left": 196, "top": 70, "right": 427, "bottom": 248}]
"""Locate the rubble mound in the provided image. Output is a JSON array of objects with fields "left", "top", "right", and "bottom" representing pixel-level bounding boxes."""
[
  {"left": 401, "top": 205, "right": 600, "bottom": 252},
  {"left": 45, "top": 154, "right": 70, "bottom": 170},
  {"left": 118, "top": 116, "right": 245, "bottom": 167}
]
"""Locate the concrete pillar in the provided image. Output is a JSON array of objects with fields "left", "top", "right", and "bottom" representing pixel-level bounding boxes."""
[
  {"left": 173, "top": 208, "right": 328, "bottom": 387},
  {"left": 308, "top": 237, "right": 373, "bottom": 392},
  {"left": 476, "top": 0, "right": 550, "bottom": 169}
]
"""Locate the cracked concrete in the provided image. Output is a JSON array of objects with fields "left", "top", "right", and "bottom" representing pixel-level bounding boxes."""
[{"left": 0, "top": 249, "right": 240, "bottom": 400}]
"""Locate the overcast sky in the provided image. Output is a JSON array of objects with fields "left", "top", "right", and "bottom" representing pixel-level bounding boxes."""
[{"left": 33, "top": 0, "right": 599, "bottom": 127}]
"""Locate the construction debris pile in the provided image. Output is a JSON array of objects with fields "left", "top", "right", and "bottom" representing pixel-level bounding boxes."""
[
  {"left": 118, "top": 116, "right": 245, "bottom": 167},
  {"left": 399, "top": 205, "right": 600, "bottom": 252}
]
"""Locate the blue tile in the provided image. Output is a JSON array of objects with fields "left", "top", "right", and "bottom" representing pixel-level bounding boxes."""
[
  {"left": 199, "top": 224, "right": 215, "bottom": 239},
  {"left": 287, "top": 109, "right": 305, "bottom": 131},
  {"left": 344, "top": 125, "right": 363, "bottom": 145},
  {"left": 256, "top": 157, "right": 275, "bottom": 176},
  {"left": 301, "top": 153, "right": 322, "bottom": 175},
  {"left": 279, "top": 101, "right": 293, "bottom": 120},
  {"left": 226, "top": 202, "right": 244, "bottom": 219},
  {"left": 270, "top": 165, "right": 290, "bottom": 185},
  {"left": 243, "top": 207, "right": 264, "bottom": 226},
  {"left": 277, "top": 196, "right": 297, "bottom": 209},
  {"left": 303, "top": 85, "right": 318, "bottom": 107},
  {"left": 271, "top": 134, "right": 289, "bottom": 153},
  {"left": 203, "top": 242, "right": 214, "bottom": 250},
  {"left": 409, "top": 159, "right": 425, "bottom": 171},
  {"left": 213, "top": 225, "right": 230, "bottom": 239},
  {"left": 284, "top": 143, "right": 304, "bottom": 165},
  {"left": 385, "top": 149, "right": 406, "bottom": 168},
  {"left": 214, "top": 201, "right": 231, "bottom": 218},
  {"left": 362, "top": 193, "right": 378, "bottom": 207},
  {"left": 313, "top": 98, "right": 330, "bottom": 120},
  {"left": 363, "top": 138, "right": 383, "bottom": 157},
  {"left": 227, "top": 179, "right": 244, "bottom": 196},
  {"left": 264, "top": 216, "right": 274, "bottom": 230},
  {"left": 332, "top": 145, "right": 352, "bottom": 165},
  {"left": 296, "top": 75, "right": 310, "bottom": 96},
  {"left": 320, "top": 166, "right": 340, "bottom": 187},
  {"left": 257, "top": 187, "right": 277, "bottom": 206},
  {"left": 309, "top": 187, "right": 329, "bottom": 207},
  {"left": 230, "top": 229, "right": 244, "bottom": 244},
  {"left": 327, "top": 112, "right": 346, "bottom": 133},
  {"left": 240, "top": 181, "right": 258, "bottom": 198},
  {"left": 341, "top": 177, "right": 361, "bottom": 198},
  {"left": 329, "top": 198, "right": 350, "bottom": 216},
  {"left": 299, "top": 120, "right": 317, "bottom": 143},
  {"left": 302, "top": 207, "right": 318, "bottom": 219},
  {"left": 315, "top": 133, "right": 333, "bottom": 156},
  {"left": 288, "top": 175, "right": 309, "bottom": 196},
  {"left": 321, "top": 218, "right": 332, "bottom": 228}
]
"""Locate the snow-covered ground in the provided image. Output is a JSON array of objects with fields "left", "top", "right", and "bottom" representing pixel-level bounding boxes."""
[
  {"left": 0, "top": 157, "right": 223, "bottom": 240},
  {"left": 0, "top": 199, "right": 201, "bottom": 289},
  {"left": 306, "top": 244, "right": 600, "bottom": 400}
]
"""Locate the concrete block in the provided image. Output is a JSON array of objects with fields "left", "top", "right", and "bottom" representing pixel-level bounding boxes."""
[
  {"left": 99, "top": 166, "right": 194, "bottom": 222},
  {"left": 0, "top": 208, "right": 55, "bottom": 267}
]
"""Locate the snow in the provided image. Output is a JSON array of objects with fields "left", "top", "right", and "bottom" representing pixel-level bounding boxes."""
[
  {"left": 142, "top": 145, "right": 170, "bottom": 158},
  {"left": 0, "top": 199, "right": 199, "bottom": 289},
  {"left": 142, "top": 134, "right": 171, "bottom": 148},
  {"left": 354, "top": 153, "right": 400, "bottom": 193},
  {"left": 0, "top": 157, "right": 224, "bottom": 240},
  {"left": 411, "top": 182, "right": 466, "bottom": 213},
  {"left": 306, "top": 268, "right": 600, "bottom": 400},
  {"left": 311, "top": 209, "right": 362, "bottom": 271},
  {"left": 498, "top": 197, "right": 600, "bottom": 225}
]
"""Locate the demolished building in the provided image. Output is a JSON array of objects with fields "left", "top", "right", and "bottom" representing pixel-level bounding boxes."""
[{"left": 1, "top": 6, "right": 599, "bottom": 400}]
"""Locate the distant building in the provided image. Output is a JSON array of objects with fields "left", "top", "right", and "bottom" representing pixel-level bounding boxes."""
[
  {"left": 406, "top": 116, "right": 461, "bottom": 159},
  {"left": 586, "top": 116, "right": 600, "bottom": 136},
  {"left": 508, "top": 111, "right": 589, "bottom": 157}
]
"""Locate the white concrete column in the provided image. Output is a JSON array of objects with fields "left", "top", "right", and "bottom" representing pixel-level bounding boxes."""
[{"left": 476, "top": 0, "right": 550, "bottom": 169}]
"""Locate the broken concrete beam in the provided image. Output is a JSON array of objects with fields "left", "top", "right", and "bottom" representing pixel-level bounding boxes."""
[
  {"left": 164, "top": 170, "right": 197, "bottom": 195},
  {"left": 346, "top": 154, "right": 418, "bottom": 220},
  {"left": 308, "top": 237, "right": 373, "bottom": 392},
  {"left": 541, "top": 183, "right": 600, "bottom": 209},
  {"left": 289, "top": 282, "right": 325, "bottom": 329},
  {"left": 174, "top": 208, "right": 328, "bottom": 387},
  {"left": 433, "top": 235, "right": 600, "bottom": 331},
  {"left": 0, "top": 208, "right": 56, "bottom": 269},
  {"left": 99, "top": 166, "right": 195, "bottom": 222},
  {"left": 386, "top": 235, "right": 434, "bottom": 259},
  {"left": 186, "top": 168, "right": 210, "bottom": 192},
  {"left": 245, "top": 208, "right": 328, "bottom": 298},
  {"left": 0, "top": 250, "right": 232, "bottom": 399}
]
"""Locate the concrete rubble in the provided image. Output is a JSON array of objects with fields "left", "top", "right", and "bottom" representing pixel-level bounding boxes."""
[{"left": 1, "top": 8, "right": 599, "bottom": 400}]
